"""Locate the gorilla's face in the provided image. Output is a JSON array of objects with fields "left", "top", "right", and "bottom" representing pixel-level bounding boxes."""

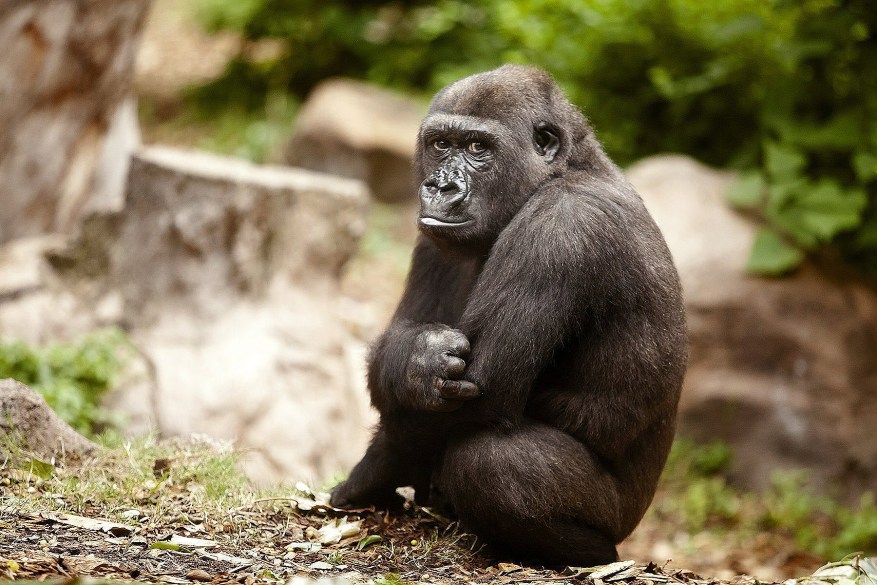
[{"left": 414, "top": 70, "right": 561, "bottom": 254}]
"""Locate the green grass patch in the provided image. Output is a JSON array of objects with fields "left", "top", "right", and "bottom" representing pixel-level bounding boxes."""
[
  {"left": 0, "top": 329, "right": 130, "bottom": 437},
  {"left": 2, "top": 432, "right": 252, "bottom": 522}
]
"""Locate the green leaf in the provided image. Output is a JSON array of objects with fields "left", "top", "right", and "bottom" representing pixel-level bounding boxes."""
[
  {"left": 767, "top": 180, "right": 867, "bottom": 248},
  {"left": 853, "top": 151, "right": 877, "bottom": 182},
  {"left": 764, "top": 141, "right": 806, "bottom": 181},
  {"left": 29, "top": 458, "right": 55, "bottom": 480},
  {"left": 356, "top": 534, "right": 382, "bottom": 550},
  {"left": 770, "top": 112, "right": 862, "bottom": 150},
  {"left": 726, "top": 172, "right": 765, "bottom": 209},
  {"left": 794, "top": 181, "right": 866, "bottom": 239},
  {"left": 746, "top": 227, "right": 805, "bottom": 276},
  {"left": 149, "top": 541, "right": 182, "bottom": 551}
]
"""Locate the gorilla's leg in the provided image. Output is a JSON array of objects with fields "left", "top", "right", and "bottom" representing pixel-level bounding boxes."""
[
  {"left": 440, "top": 422, "right": 621, "bottom": 566},
  {"left": 331, "top": 423, "right": 435, "bottom": 509}
]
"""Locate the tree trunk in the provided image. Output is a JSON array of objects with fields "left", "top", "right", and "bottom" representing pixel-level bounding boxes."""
[{"left": 0, "top": 0, "right": 152, "bottom": 244}]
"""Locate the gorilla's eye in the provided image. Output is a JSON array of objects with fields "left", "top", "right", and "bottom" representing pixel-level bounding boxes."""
[
  {"left": 433, "top": 140, "right": 450, "bottom": 152},
  {"left": 467, "top": 142, "right": 486, "bottom": 155}
]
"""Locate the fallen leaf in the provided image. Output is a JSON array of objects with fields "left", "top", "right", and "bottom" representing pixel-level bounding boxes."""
[
  {"left": 29, "top": 458, "right": 54, "bottom": 480},
  {"left": 497, "top": 563, "right": 522, "bottom": 574},
  {"left": 43, "top": 512, "right": 134, "bottom": 536},
  {"left": 588, "top": 560, "right": 637, "bottom": 580},
  {"left": 294, "top": 482, "right": 314, "bottom": 497},
  {"left": 186, "top": 569, "right": 212, "bottom": 582},
  {"left": 120, "top": 509, "right": 142, "bottom": 520},
  {"left": 308, "top": 561, "right": 335, "bottom": 571},
  {"left": 356, "top": 534, "right": 382, "bottom": 550},
  {"left": 286, "top": 542, "right": 321, "bottom": 552},
  {"left": 317, "top": 517, "right": 362, "bottom": 544},
  {"left": 168, "top": 535, "right": 217, "bottom": 548}
]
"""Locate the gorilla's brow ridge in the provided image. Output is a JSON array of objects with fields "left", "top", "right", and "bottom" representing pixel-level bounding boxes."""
[{"left": 421, "top": 113, "right": 506, "bottom": 137}]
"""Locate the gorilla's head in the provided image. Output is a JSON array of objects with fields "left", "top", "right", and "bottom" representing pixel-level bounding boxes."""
[{"left": 414, "top": 65, "right": 609, "bottom": 254}]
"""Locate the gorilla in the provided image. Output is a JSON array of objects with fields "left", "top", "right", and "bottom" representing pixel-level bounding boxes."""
[{"left": 331, "top": 64, "right": 687, "bottom": 566}]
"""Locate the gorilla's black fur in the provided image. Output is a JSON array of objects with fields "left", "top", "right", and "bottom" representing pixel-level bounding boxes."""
[{"left": 331, "top": 65, "right": 687, "bottom": 566}]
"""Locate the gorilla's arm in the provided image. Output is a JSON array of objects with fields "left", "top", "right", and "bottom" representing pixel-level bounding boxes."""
[
  {"left": 459, "top": 184, "right": 622, "bottom": 427},
  {"left": 367, "top": 239, "right": 481, "bottom": 415}
]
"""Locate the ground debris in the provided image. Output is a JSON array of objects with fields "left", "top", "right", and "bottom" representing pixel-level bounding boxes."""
[{"left": 2, "top": 438, "right": 871, "bottom": 585}]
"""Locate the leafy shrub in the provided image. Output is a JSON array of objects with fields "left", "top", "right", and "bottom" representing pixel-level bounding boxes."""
[
  {"left": 0, "top": 329, "right": 129, "bottom": 437},
  {"left": 192, "top": 0, "right": 877, "bottom": 277}
]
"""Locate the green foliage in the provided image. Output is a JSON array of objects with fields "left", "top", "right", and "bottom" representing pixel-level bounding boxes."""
[
  {"left": 191, "top": 0, "right": 877, "bottom": 277},
  {"left": 658, "top": 439, "right": 877, "bottom": 559},
  {"left": 0, "top": 329, "right": 129, "bottom": 437},
  {"left": 373, "top": 574, "right": 409, "bottom": 585}
]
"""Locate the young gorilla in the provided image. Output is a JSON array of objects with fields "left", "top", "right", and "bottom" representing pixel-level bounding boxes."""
[{"left": 331, "top": 65, "right": 687, "bottom": 566}]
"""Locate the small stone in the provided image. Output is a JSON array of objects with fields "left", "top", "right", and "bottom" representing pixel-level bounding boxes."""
[{"left": 186, "top": 569, "right": 212, "bottom": 582}]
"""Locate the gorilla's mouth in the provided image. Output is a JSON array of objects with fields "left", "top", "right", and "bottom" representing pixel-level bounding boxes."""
[{"left": 419, "top": 217, "right": 473, "bottom": 228}]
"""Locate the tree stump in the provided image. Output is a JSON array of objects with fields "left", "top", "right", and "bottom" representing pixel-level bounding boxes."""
[{"left": 0, "top": 0, "right": 152, "bottom": 244}]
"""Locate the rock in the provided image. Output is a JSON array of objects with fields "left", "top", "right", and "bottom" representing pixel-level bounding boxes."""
[
  {"left": 0, "top": 234, "right": 108, "bottom": 345},
  {"left": 628, "top": 155, "right": 877, "bottom": 499},
  {"left": 1, "top": 146, "right": 377, "bottom": 484},
  {"left": 0, "top": 379, "right": 98, "bottom": 459},
  {"left": 282, "top": 78, "right": 424, "bottom": 203},
  {"left": 0, "top": 0, "right": 149, "bottom": 244},
  {"left": 52, "top": 146, "right": 370, "bottom": 327}
]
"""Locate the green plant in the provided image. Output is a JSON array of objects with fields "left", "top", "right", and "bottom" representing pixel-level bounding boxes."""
[
  {"left": 656, "top": 439, "right": 877, "bottom": 559},
  {"left": 0, "top": 329, "right": 129, "bottom": 437},
  {"left": 190, "top": 0, "right": 877, "bottom": 278},
  {"left": 373, "top": 573, "right": 408, "bottom": 585}
]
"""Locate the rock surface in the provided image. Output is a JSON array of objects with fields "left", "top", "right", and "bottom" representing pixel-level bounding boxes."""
[
  {"left": 282, "top": 78, "right": 424, "bottom": 204},
  {"left": 629, "top": 155, "right": 877, "bottom": 498},
  {"left": 0, "top": 378, "right": 98, "bottom": 459},
  {"left": 0, "top": 146, "right": 376, "bottom": 484},
  {"left": 0, "top": 0, "right": 149, "bottom": 244}
]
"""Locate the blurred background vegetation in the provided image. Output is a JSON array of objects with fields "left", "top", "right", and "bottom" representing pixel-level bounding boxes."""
[{"left": 153, "top": 0, "right": 877, "bottom": 278}]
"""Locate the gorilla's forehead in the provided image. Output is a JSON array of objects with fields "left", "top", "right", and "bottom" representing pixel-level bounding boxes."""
[
  {"left": 419, "top": 113, "right": 508, "bottom": 137},
  {"left": 428, "top": 65, "right": 554, "bottom": 123}
]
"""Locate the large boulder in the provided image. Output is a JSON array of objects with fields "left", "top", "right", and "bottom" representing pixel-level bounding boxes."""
[
  {"left": 0, "top": 146, "right": 376, "bottom": 484},
  {"left": 282, "top": 79, "right": 424, "bottom": 204},
  {"left": 628, "top": 155, "right": 877, "bottom": 498}
]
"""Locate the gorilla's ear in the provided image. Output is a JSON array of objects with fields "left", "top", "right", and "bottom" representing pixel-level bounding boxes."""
[{"left": 533, "top": 122, "right": 561, "bottom": 163}]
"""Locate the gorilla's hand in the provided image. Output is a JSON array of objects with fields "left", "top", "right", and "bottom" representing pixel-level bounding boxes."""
[{"left": 404, "top": 326, "right": 480, "bottom": 412}]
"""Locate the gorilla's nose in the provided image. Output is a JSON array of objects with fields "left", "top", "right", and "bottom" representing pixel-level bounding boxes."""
[{"left": 423, "top": 179, "right": 465, "bottom": 207}]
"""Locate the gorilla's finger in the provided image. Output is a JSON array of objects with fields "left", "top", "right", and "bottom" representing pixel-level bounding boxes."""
[
  {"left": 445, "top": 332, "right": 471, "bottom": 358},
  {"left": 438, "top": 379, "right": 480, "bottom": 400},
  {"left": 442, "top": 355, "right": 466, "bottom": 378}
]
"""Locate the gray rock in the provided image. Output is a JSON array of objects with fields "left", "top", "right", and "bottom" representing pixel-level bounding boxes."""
[
  {"left": 0, "top": 378, "right": 98, "bottom": 459},
  {"left": 629, "top": 155, "right": 877, "bottom": 499},
  {"left": 282, "top": 78, "right": 424, "bottom": 204},
  {"left": 0, "top": 146, "right": 376, "bottom": 484},
  {"left": 0, "top": 1, "right": 148, "bottom": 244}
]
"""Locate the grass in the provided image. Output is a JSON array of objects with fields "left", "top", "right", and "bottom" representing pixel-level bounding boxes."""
[
  {"left": 1, "top": 432, "right": 250, "bottom": 523},
  {"left": 3, "top": 425, "right": 875, "bottom": 582},
  {"left": 0, "top": 433, "right": 488, "bottom": 583}
]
